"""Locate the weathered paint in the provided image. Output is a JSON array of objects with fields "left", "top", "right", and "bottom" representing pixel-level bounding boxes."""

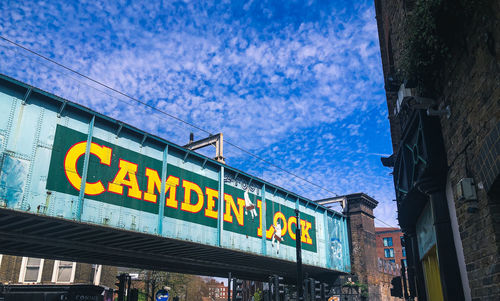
[{"left": 0, "top": 74, "right": 350, "bottom": 273}]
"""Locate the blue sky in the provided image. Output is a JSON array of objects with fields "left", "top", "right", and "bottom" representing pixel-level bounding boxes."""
[{"left": 0, "top": 0, "right": 397, "bottom": 226}]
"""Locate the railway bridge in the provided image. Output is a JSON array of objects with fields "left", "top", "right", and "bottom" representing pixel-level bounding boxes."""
[{"left": 0, "top": 74, "right": 350, "bottom": 283}]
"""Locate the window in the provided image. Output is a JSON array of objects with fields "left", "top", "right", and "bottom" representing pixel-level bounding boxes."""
[
  {"left": 19, "top": 257, "right": 44, "bottom": 283},
  {"left": 389, "top": 259, "right": 395, "bottom": 263},
  {"left": 403, "top": 259, "right": 407, "bottom": 267},
  {"left": 90, "top": 264, "right": 102, "bottom": 285},
  {"left": 401, "top": 236, "right": 405, "bottom": 247},
  {"left": 383, "top": 237, "right": 393, "bottom": 247},
  {"left": 402, "top": 247, "right": 406, "bottom": 257},
  {"left": 384, "top": 248, "right": 394, "bottom": 258},
  {"left": 52, "top": 261, "right": 76, "bottom": 283}
]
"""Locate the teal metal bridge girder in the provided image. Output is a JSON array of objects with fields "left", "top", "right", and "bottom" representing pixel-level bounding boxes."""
[{"left": 0, "top": 74, "right": 351, "bottom": 282}]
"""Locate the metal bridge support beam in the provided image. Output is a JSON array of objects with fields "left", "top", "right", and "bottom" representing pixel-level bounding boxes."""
[
  {"left": 323, "top": 211, "right": 331, "bottom": 269},
  {"left": 76, "top": 115, "right": 95, "bottom": 221},
  {"left": 158, "top": 145, "right": 168, "bottom": 235},
  {"left": 261, "top": 184, "right": 266, "bottom": 255},
  {"left": 217, "top": 166, "right": 225, "bottom": 246}
]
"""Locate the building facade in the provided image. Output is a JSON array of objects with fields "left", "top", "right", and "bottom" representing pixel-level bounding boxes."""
[
  {"left": 375, "top": 227, "right": 406, "bottom": 267},
  {"left": 339, "top": 193, "right": 400, "bottom": 301},
  {"left": 375, "top": 0, "right": 499, "bottom": 300},
  {"left": 207, "top": 279, "right": 228, "bottom": 301},
  {"left": 0, "top": 254, "right": 116, "bottom": 288}
]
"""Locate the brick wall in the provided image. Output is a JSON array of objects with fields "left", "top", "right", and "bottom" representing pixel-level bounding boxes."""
[
  {"left": 375, "top": 0, "right": 500, "bottom": 299},
  {"left": 0, "top": 255, "right": 22, "bottom": 282},
  {"left": 438, "top": 2, "right": 500, "bottom": 295},
  {"left": 345, "top": 193, "right": 406, "bottom": 300},
  {"left": 375, "top": 228, "right": 405, "bottom": 266},
  {"left": 0, "top": 254, "right": 117, "bottom": 288},
  {"left": 346, "top": 196, "right": 377, "bottom": 286},
  {"left": 344, "top": 194, "right": 393, "bottom": 300},
  {"left": 99, "top": 265, "right": 118, "bottom": 288}
]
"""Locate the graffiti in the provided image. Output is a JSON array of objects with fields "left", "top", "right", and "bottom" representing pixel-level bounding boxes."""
[
  {"left": 224, "top": 173, "right": 258, "bottom": 193},
  {"left": 328, "top": 218, "right": 345, "bottom": 269},
  {"left": 0, "top": 154, "right": 30, "bottom": 208},
  {"left": 331, "top": 238, "right": 343, "bottom": 261}
]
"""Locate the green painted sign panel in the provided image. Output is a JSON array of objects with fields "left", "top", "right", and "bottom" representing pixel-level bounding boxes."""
[
  {"left": 47, "top": 125, "right": 162, "bottom": 214},
  {"left": 46, "top": 125, "right": 317, "bottom": 252}
]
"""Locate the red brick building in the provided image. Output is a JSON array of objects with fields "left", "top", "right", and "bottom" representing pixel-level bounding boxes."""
[
  {"left": 342, "top": 193, "right": 400, "bottom": 300},
  {"left": 375, "top": 227, "right": 406, "bottom": 267},
  {"left": 207, "top": 279, "right": 228, "bottom": 301}
]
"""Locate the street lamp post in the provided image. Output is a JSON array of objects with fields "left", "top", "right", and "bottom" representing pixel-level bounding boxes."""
[{"left": 295, "top": 209, "right": 303, "bottom": 300}]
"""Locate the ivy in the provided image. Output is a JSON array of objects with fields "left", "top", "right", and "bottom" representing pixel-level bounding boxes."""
[
  {"left": 342, "top": 281, "right": 369, "bottom": 298},
  {"left": 402, "top": 0, "right": 486, "bottom": 96},
  {"left": 357, "top": 282, "right": 369, "bottom": 298},
  {"left": 253, "top": 288, "right": 263, "bottom": 301}
]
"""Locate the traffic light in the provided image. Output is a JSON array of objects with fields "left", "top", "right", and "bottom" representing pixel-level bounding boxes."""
[
  {"left": 277, "top": 276, "right": 285, "bottom": 298},
  {"left": 232, "top": 278, "right": 243, "bottom": 301},
  {"left": 302, "top": 278, "right": 310, "bottom": 301},
  {"left": 115, "top": 274, "right": 128, "bottom": 301},
  {"left": 390, "top": 276, "right": 403, "bottom": 298},
  {"left": 283, "top": 287, "right": 290, "bottom": 301},
  {"left": 129, "top": 288, "right": 139, "bottom": 301},
  {"left": 320, "top": 283, "right": 327, "bottom": 301},
  {"left": 310, "top": 278, "right": 321, "bottom": 301},
  {"left": 269, "top": 275, "right": 286, "bottom": 301}
]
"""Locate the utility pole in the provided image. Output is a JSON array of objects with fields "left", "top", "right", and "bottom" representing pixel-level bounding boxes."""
[
  {"left": 295, "top": 209, "right": 303, "bottom": 300},
  {"left": 228, "top": 272, "right": 231, "bottom": 301}
]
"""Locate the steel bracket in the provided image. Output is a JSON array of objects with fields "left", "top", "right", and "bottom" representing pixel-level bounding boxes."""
[
  {"left": 57, "top": 100, "right": 67, "bottom": 118},
  {"left": 22, "top": 87, "right": 32, "bottom": 105},
  {"left": 115, "top": 122, "right": 123, "bottom": 139},
  {"left": 140, "top": 134, "right": 147, "bottom": 148}
]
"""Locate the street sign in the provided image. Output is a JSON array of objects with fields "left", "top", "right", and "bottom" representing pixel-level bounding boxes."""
[{"left": 155, "top": 289, "right": 169, "bottom": 301}]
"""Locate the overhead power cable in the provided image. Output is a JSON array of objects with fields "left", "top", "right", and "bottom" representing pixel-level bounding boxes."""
[
  {"left": 0, "top": 34, "right": 341, "bottom": 197},
  {"left": 0, "top": 35, "right": 399, "bottom": 228},
  {"left": 0, "top": 35, "right": 210, "bottom": 136},
  {"left": 375, "top": 217, "right": 396, "bottom": 228}
]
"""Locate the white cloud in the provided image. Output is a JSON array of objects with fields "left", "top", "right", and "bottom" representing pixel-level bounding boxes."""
[{"left": 0, "top": 0, "right": 397, "bottom": 225}]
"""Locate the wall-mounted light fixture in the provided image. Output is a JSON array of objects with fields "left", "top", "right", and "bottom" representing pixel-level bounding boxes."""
[
  {"left": 456, "top": 178, "right": 478, "bottom": 213},
  {"left": 427, "top": 105, "right": 451, "bottom": 119}
]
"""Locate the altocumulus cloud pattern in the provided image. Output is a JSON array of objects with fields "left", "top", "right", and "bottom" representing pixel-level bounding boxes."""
[{"left": 0, "top": 0, "right": 397, "bottom": 226}]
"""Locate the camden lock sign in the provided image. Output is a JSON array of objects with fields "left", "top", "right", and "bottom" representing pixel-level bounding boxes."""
[{"left": 46, "top": 125, "right": 317, "bottom": 252}]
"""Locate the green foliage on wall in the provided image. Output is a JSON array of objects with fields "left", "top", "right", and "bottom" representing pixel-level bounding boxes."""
[
  {"left": 343, "top": 280, "right": 369, "bottom": 298},
  {"left": 402, "top": 0, "right": 486, "bottom": 95},
  {"left": 253, "top": 289, "right": 263, "bottom": 301}
]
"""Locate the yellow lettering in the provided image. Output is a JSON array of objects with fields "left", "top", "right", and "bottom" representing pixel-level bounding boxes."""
[
  {"left": 181, "top": 180, "right": 204, "bottom": 213},
  {"left": 204, "top": 187, "right": 218, "bottom": 219},
  {"left": 300, "top": 219, "right": 313, "bottom": 244},
  {"left": 108, "top": 159, "right": 143, "bottom": 199},
  {"left": 257, "top": 200, "right": 263, "bottom": 236},
  {"left": 165, "top": 176, "right": 180, "bottom": 208},
  {"left": 288, "top": 216, "right": 297, "bottom": 240},
  {"left": 265, "top": 212, "right": 287, "bottom": 238},
  {"left": 64, "top": 141, "right": 112, "bottom": 195},
  {"left": 144, "top": 168, "right": 161, "bottom": 203},
  {"left": 223, "top": 194, "right": 245, "bottom": 226},
  {"left": 266, "top": 225, "right": 274, "bottom": 239}
]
